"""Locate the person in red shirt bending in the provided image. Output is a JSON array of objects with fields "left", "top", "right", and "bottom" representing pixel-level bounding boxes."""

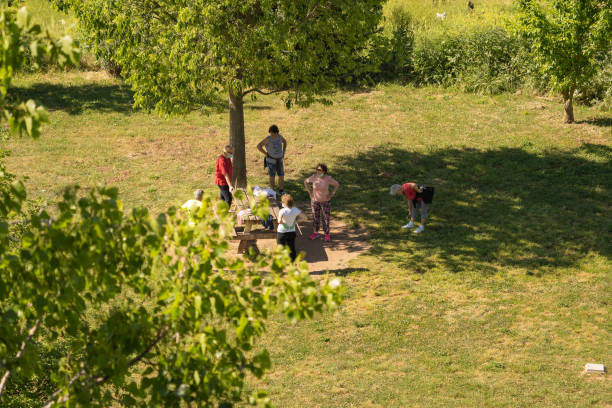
[
  {"left": 215, "top": 145, "right": 235, "bottom": 206},
  {"left": 390, "top": 182, "right": 434, "bottom": 234}
]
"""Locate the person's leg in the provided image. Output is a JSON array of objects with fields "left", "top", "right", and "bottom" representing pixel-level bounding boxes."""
[
  {"left": 403, "top": 200, "right": 416, "bottom": 228},
  {"left": 420, "top": 202, "right": 428, "bottom": 226},
  {"left": 287, "top": 231, "right": 297, "bottom": 261},
  {"left": 321, "top": 201, "right": 331, "bottom": 236},
  {"left": 310, "top": 200, "right": 321, "bottom": 238},
  {"left": 267, "top": 161, "right": 276, "bottom": 190},
  {"left": 278, "top": 176, "right": 284, "bottom": 191},
  {"left": 218, "top": 185, "right": 231, "bottom": 206},
  {"left": 414, "top": 202, "right": 427, "bottom": 233},
  {"left": 277, "top": 232, "right": 295, "bottom": 261},
  {"left": 277, "top": 159, "right": 285, "bottom": 191}
]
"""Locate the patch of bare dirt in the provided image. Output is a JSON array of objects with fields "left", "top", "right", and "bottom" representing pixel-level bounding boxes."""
[
  {"left": 230, "top": 209, "right": 370, "bottom": 275},
  {"left": 83, "top": 71, "right": 115, "bottom": 81}
]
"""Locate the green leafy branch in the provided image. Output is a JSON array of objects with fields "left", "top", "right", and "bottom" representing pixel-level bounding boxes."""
[{"left": 0, "top": 5, "right": 79, "bottom": 138}]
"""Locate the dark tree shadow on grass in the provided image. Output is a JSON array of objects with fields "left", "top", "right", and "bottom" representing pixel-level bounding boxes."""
[
  {"left": 310, "top": 267, "right": 368, "bottom": 276},
  {"left": 283, "top": 143, "right": 612, "bottom": 275},
  {"left": 11, "top": 82, "right": 136, "bottom": 115},
  {"left": 576, "top": 117, "right": 612, "bottom": 127}
]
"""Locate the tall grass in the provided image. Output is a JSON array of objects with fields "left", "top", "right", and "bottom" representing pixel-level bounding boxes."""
[{"left": 384, "top": 0, "right": 516, "bottom": 36}]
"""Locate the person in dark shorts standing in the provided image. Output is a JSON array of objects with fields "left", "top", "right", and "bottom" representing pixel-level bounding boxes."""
[
  {"left": 215, "top": 145, "right": 234, "bottom": 206},
  {"left": 390, "top": 182, "right": 434, "bottom": 234},
  {"left": 256, "top": 124, "right": 287, "bottom": 194}
]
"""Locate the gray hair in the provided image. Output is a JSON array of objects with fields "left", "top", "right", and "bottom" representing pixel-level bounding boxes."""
[
  {"left": 389, "top": 184, "right": 402, "bottom": 195},
  {"left": 194, "top": 189, "right": 204, "bottom": 200}
]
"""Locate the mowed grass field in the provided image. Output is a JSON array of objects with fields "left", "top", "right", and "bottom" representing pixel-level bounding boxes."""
[{"left": 5, "top": 71, "right": 612, "bottom": 407}]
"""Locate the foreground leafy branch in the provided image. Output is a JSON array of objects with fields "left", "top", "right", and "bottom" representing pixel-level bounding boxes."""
[
  {"left": 0, "top": 5, "right": 79, "bottom": 138},
  {"left": 1, "top": 185, "right": 342, "bottom": 407}
]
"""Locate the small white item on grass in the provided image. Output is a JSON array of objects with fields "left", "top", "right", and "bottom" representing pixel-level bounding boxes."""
[
  {"left": 584, "top": 363, "right": 606, "bottom": 373},
  {"left": 436, "top": 12, "right": 447, "bottom": 20}
]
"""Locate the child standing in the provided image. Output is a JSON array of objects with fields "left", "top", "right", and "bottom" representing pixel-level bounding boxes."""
[{"left": 277, "top": 194, "right": 305, "bottom": 261}]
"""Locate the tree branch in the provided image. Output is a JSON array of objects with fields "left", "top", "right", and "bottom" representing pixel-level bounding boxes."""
[
  {"left": 42, "top": 327, "right": 168, "bottom": 408},
  {"left": 242, "top": 88, "right": 288, "bottom": 97},
  {"left": 0, "top": 319, "right": 41, "bottom": 398}
]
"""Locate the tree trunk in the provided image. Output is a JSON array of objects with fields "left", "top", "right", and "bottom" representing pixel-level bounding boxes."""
[
  {"left": 563, "top": 90, "right": 574, "bottom": 124},
  {"left": 229, "top": 87, "right": 247, "bottom": 188}
]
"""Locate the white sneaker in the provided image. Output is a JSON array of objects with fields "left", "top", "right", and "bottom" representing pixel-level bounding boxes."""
[
  {"left": 413, "top": 225, "right": 425, "bottom": 234},
  {"left": 402, "top": 221, "right": 415, "bottom": 229}
]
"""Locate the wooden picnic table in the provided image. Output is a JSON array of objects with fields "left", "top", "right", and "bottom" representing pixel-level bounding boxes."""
[{"left": 230, "top": 188, "right": 282, "bottom": 253}]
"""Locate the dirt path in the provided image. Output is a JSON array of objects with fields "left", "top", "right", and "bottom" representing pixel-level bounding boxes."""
[{"left": 231, "top": 209, "right": 370, "bottom": 274}]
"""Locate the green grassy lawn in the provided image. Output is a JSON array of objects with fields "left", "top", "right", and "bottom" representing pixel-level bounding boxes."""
[{"left": 5, "top": 71, "right": 612, "bottom": 407}]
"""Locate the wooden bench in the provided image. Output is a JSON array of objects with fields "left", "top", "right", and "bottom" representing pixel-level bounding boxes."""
[{"left": 230, "top": 188, "right": 282, "bottom": 253}]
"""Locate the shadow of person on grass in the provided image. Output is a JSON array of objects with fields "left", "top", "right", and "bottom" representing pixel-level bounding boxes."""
[{"left": 284, "top": 143, "right": 611, "bottom": 276}]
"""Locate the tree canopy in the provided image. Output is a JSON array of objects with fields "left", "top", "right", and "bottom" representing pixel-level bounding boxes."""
[
  {"left": 55, "top": 0, "right": 385, "bottom": 186},
  {"left": 515, "top": 0, "right": 612, "bottom": 123}
]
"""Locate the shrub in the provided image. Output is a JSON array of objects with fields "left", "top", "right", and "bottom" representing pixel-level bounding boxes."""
[
  {"left": 363, "top": 6, "right": 414, "bottom": 83},
  {"left": 575, "top": 57, "right": 612, "bottom": 106},
  {"left": 411, "top": 27, "right": 529, "bottom": 93}
]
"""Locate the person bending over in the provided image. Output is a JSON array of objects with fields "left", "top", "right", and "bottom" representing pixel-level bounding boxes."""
[
  {"left": 181, "top": 189, "right": 204, "bottom": 225},
  {"left": 390, "top": 182, "right": 433, "bottom": 234}
]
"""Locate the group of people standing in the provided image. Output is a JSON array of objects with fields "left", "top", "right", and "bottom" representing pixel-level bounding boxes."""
[
  {"left": 213, "top": 125, "right": 340, "bottom": 262},
  {"left": 202, "top": 124, "right": 433, "bottom": 262}
]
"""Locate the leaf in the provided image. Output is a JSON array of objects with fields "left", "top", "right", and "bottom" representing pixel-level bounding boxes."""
[
  {"left": 24, "top": 116, "right": 33, "bottom": 136},
  {"left": 235, "top": 315, "right": 249, "bottom": 338},
  {"left": 16, "top": 7, "right": 29, "bottom": 28},
  {"left": 194, "top": 295, "right": 202, "bottom": 317}
]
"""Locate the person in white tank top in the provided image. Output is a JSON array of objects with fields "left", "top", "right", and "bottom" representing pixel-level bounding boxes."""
[{"left": 277, "top": 194, "right": 307, "bottom": 261}]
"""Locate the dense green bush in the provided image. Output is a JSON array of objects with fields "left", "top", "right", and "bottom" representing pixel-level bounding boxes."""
[
  {"left": 410, "top": 27, "right": 528, "bottom": 94},
  {"left": 377, "top": 7, "right": 415, "bottom": 82},
  {"left": 367, "top": 14, "right": 612, "bottom": 103},
  {"left": 576, "top": 59, "right": 612, "bottom": 106}
]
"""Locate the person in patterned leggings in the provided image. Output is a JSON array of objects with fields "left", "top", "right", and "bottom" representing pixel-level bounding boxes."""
[{"left": 304, "top": 163, "right": 339, "bottom": 242}]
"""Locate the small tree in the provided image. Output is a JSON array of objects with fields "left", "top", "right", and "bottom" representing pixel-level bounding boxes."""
[
  {"left": 516, "top": 0, "right": 612, "bottom": 123},
  {"left": 55, "top": 0, "right": 384, "bottom": 187},
  {"left": 0, "top": 6, "right": 342, "bottom": 407}
]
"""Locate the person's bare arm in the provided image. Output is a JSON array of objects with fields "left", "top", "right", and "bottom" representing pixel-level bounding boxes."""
[
  {"left": 256, "top": 137, "right": 268, "bottom": 156},
  {"left": 328, "top": 177, "right": 339, "bottom": 197},
  {"left": 304, "top": 177, "right": 313, "bottom": 196},
  {"left": 281, "top": 135, "right": 287, "bottom": 156},
  {"left": 224, "top": 175, "right": 234, "bottom": 191}
]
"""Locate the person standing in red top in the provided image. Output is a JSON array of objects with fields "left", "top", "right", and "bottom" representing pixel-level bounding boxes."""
[
  {"left": 390, "top": 182, "right": 429, "bottom": 234},
  {"left": 215, "top": 145, "right": 234, "bottom": 206}
]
